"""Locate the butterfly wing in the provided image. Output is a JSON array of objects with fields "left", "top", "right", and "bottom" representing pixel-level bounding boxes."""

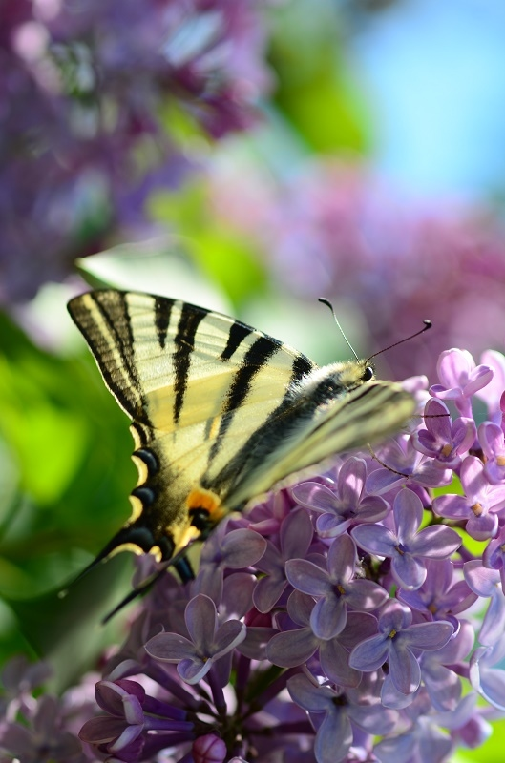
[
  {"left": 68, "top": 289, "right": 414, "bottom": 567},
  {"left": 68, "top": 289, "right": 316, "bottom": 560}
]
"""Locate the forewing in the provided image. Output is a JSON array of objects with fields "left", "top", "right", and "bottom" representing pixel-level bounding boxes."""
[{"left": 67, "top": 289, "right": 316, "bottom": 554}]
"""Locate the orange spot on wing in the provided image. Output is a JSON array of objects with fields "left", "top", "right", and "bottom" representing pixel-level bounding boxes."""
[{"left": 186, "top": 486, "right": 225, "bottom": 523}]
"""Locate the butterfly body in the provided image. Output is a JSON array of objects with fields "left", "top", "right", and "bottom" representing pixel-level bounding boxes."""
[{"left": 68, "top": 289, "right": 415, "bottom": 575}]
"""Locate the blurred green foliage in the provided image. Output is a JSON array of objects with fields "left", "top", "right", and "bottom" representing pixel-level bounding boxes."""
[{"left": 0, "top": 309, "right": 140, "bottom": 684}]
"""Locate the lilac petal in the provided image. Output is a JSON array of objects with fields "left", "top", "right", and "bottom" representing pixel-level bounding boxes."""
[
  {"left": 252, "top": 573, "right": 287, "bottom": 613},
  {"left": 310, "top": 596, "right": 347, "bottom": 640},
  {"left": 221, "top": 529, "right": 266, "bottom": 567},
  {"left": 281, "top": 507, "right": 313, "bottom": 558},
  {"left": 286, "top": 673, "right": 334, "bottom": 713},
  {"left": 424, "top": 399, "right": 452, "bottom": 440},
  {"left": 178, "top": 657, "right": 210, "bottom": 685},
  {"left": 366, "top": 467, "right": 406, "bottom": 494},
  {"left": 351, "top": 524, "right": 396, "bottom": 556},
  {"left": 391, "top": 554, "right": 427, "bottom": 589},
  {"left": 393, "top": 489, "right": 423, "bottom": 543},
  {"left": 402, "top": 621, "right": 453, "bottom": 650},
  {"left": 389, "top": 644, "right": 421, "bottom": 694},
  {"left": 358, "top": 495, "right": 390, "bottom": 522},
  {"left": 320, "top": 638, "right": 363, "bottom": 688},
  {"left": 480, "top": 590, "right": 505, "bottom": 646},
  {"left": 349, "top": 701, "right": 397, "bottom": 735},
  {"left": 345, "top": 579, "right": 389, "bottom": 610},
  {"left": 452, "top": 417, "right": 476, "bottom": 453},
  {"left": 380, "top": 674, "right": 416, "bottom": 710},
  {"left": 467, "top": 512, "right": 499, "bottom": 541},
  {"left": 212, "top": 620, "right": 246, "bottom": 658},
  {"left": 337, "top": 612, "right": 378, "bottom": 649},
  {"left": 184, "top": 595, "right": 217, "bottom": 651},
  {"left": 410, "top": 526, "right": 461, "bottom": 558},
  {"left": 338, "top": 456, "right": 366, "bottom": 505},
  {"left": 348, "top": 633, "right": 390, "bottom": 671},
  {"left": 316, "top": 709, "right": 352, "bottom": 763},
  {"left": 374, "top": 728, "right": 416, "bottom": 761},
  {"left": 432, "top": 494, "right": 470, "bottom": 520},
  {"left": 145, "top": 632, "right": 197, "bottom": 662},
  {"left": 287, "top": 589, "right": 315, "bottom": 627},
  {"left": 79, "top": 716, "right": 130, "bottom": 745},
  {"left": 316, "top": 512, "right": 348, "bottom": 537},
  {"left": 476, "top": 350, "right": 505, "bottom": 408},
  {"left": 430, "top": 384, "right": 462, "bottom": 402},
  {"left": 464, "top": 561, "right": 500, "bottom": 597},
  {"left": 436, "top": 349, "right": 474, "bottom": 389},
  {"left": 471, "top": 646, "right": 505, "bottom": 710},
  {"left": 465, "top": 365, "right": 494, "bottom": 396},
  {"left": 238, "top": 627, "right": 278, "bottom": 660},
  {"left": 326, "top": 533, "right": 356, "bottom": 583},
  {"left": 292, "top": 482, "right": 341, "bottom": 514},
  {"left": 221, "top": 572, "right": 255, "bottom": 619},
  {"left": 379, "top": 601, "right": 411, "bottom": 631},
  {"left": 266, "top": 628, "right": 318, "bottom": 667},
  {"left": 460, "top": 456, "right": 489, "bottom": 499},
  {"left": 285, "top": 559, "right": 329, "bottom": 596}
]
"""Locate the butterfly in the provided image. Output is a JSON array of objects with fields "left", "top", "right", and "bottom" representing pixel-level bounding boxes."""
[{"left": 67, "top": 289, "right": 418, "bottom": 587}]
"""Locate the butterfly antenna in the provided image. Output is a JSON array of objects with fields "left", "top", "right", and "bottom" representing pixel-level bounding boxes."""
[
  {"left": 367, "top": 320, "right": 432, "bottom": 362},
  {"left": 319, "top": 298, "right": 359, "bottom": 361}
]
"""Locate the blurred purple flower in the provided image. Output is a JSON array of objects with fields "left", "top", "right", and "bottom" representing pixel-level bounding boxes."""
[
  {"left": 2, "top": 0, "right": 272, "bottom": 302},
  {"left": 351, "top": 489, "right": 460, "bottom": 589},
  {"left": 207, "top": 158, "right": 505, "bottom": 380},
  {"left": 0, "top": 695, "right": 87, "bottom": 763},
  {"left": 285, "top": 533, "right": 388, "bottom": 639},
  {"left": 433, "top": 456, "right": 505, "bottom": 541},
  {"left": 410, "top": 398, "right": 475, "bottom": 469},
  {"left": 349, "top": 601, "right": 453, "bottom": 696},
  {"left": 292, "top": 457, "right": 389, "bottom": 538}
]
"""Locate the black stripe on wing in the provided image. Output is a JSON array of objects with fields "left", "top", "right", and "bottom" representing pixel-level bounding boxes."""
[
  {"left": 220, "top": 320, "right": 253, "bottom": 361},
  {"left": 154, "top": 296, "right": 174, "bottom": 349},
  {"left": 203, "top": 350, "right": 317, "bottom": 486},
  {"left": 207, "top": 334, "right": 285, "bottom": 465},
  {"left": 173, "top": 302, "right": 209, "bottom": 424},
  {"left": 68, "top": 291, "right": 150, "bottom": 425}
]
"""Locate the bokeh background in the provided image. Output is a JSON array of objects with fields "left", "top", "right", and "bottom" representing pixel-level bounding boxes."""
[{"left": 2, "top": 1, "right": 505, "bottom": 758}]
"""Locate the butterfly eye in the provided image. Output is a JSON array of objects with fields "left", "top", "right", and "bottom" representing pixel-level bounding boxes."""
[{"left": 363, "top": 366, "right": 374, "bottom": 382}]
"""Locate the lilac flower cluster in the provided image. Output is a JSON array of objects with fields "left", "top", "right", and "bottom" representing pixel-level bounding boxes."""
[
  {"left": 2, "top": 0, "right": 271, "bottom": 302},
  {"left": 3, "top": 345, "right": 505, "bottom": 763}
]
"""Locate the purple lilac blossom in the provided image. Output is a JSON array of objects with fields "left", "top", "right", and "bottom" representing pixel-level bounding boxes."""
[
  {"left": 9, "top": 343, "right": 505, "bottom": 762},
  {"left": 2, "top": 0, "right": 272, "bottom": 302}
]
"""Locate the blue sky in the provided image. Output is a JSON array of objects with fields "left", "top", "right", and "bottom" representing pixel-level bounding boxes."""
[{"left": 350, "top": 0, "right": 505, "bottom": 201}]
